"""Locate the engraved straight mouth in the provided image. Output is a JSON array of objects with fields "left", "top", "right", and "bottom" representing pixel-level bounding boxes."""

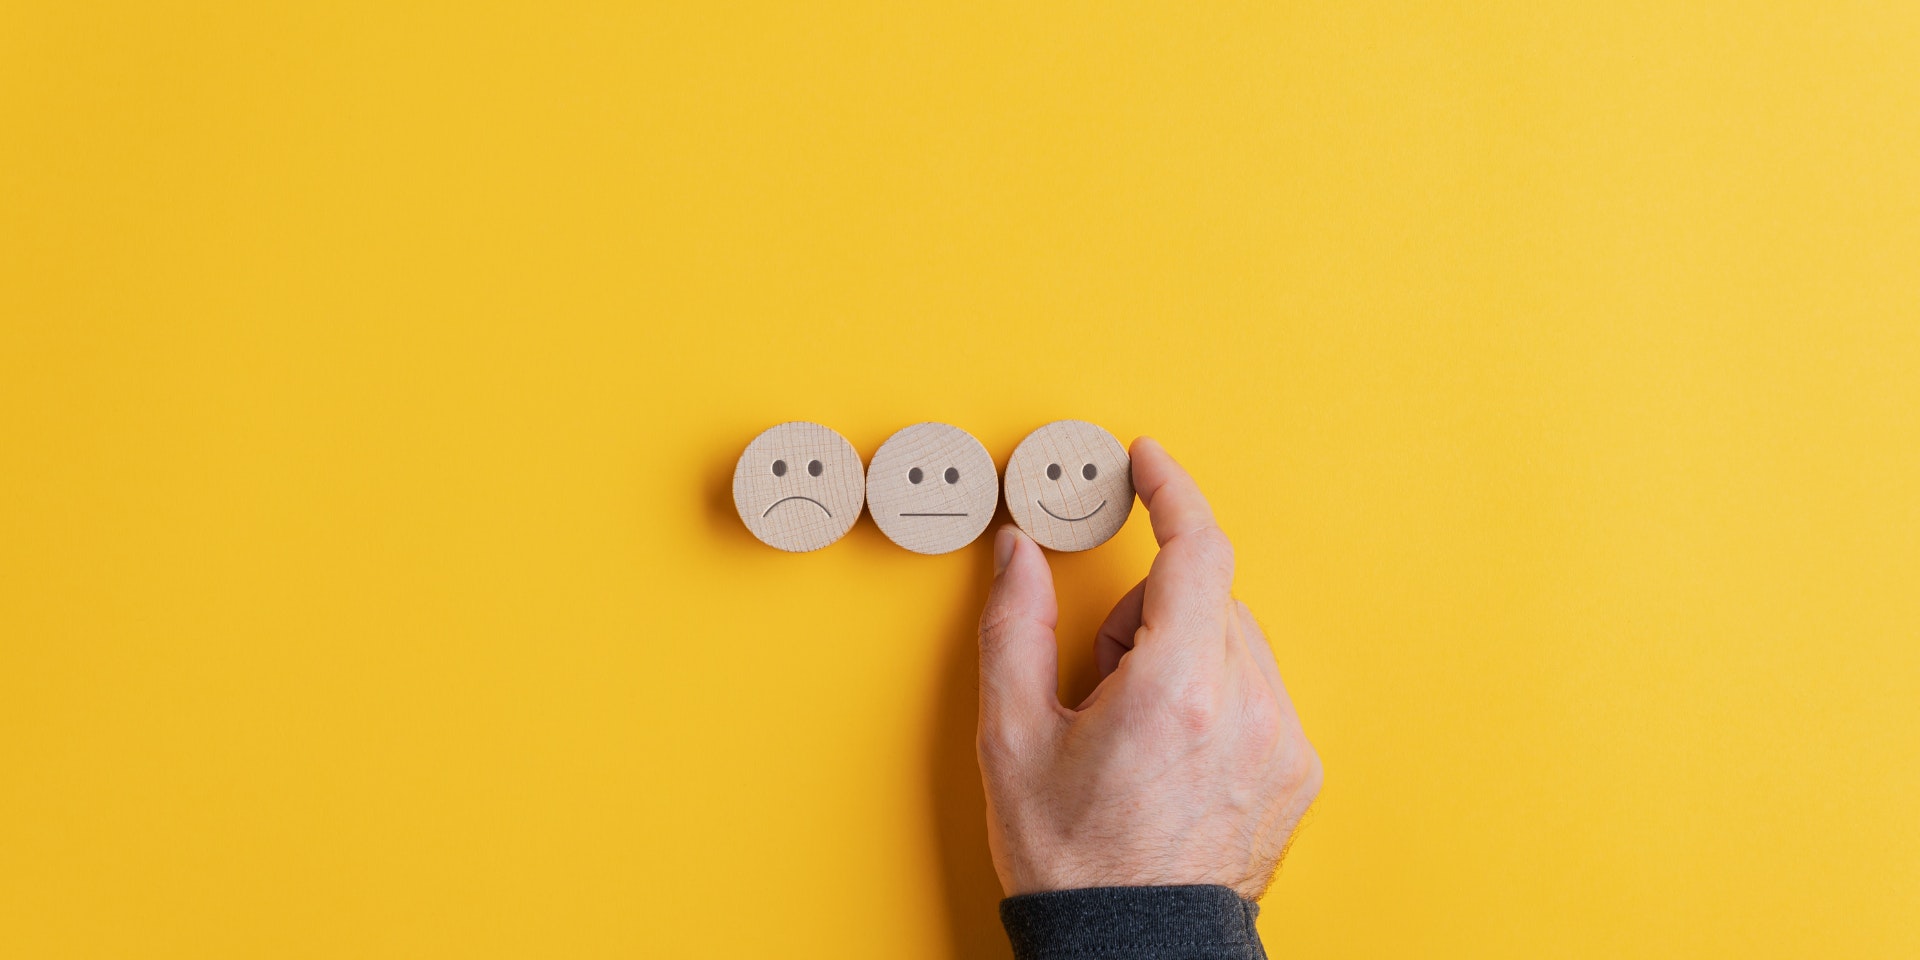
[
  {"left": 1037, "top": 499, "right": 1106, "bottom": 523},
  {"left": 763, "top": 496, "right": 831, "bottom": 517},
  {"left": 900, "top": 512, "right": 968, "bottom": 517}
]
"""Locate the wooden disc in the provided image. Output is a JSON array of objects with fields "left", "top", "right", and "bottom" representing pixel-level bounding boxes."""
[
  {"left": 1004, "top": 420, "right": 1134, "bottom": 552},
  {"left": 865, "top": 423, "right": 999, "bottom": 555},
  {"left": 732, "top": 422, "right": 865, "bottom": 552}
]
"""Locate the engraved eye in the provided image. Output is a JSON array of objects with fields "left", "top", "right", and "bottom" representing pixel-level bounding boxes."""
[
  {"left": 1046, "top": 463, "right": 1062, "bottom": 480},
  {"left": 772, "top": 459, "right": 787, "bottom": 477},
  {"left": 807, "top": 459, "right": 823, "bottom": 477},
  {"left": 1082, "top": 463, "right": 1098, "bottom": 480},
  {"left": 944, "top": 467, "right": 959, "bottom": 484},
  {"left": 909, "top": 467, "right": 924, "bottom": 484}
]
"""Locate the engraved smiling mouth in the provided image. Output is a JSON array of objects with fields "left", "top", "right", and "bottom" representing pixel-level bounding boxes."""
[
  {"left": 763, "top": 496, "right": 831, "bottom": 518},
  {"left": 1037, "top": 499, "right": 1106, "bottom": 523}
]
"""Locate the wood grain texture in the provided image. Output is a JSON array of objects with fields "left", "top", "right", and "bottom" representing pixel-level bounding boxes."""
[
  {"left": 1004, "top": 420, "right": 1134, "bottom": 552},
  {"left": 732, "top": 421, "right": 865, "bottom": 552},
  {"left": 865, "top": 422, "right": 998, "bottom": 555}
]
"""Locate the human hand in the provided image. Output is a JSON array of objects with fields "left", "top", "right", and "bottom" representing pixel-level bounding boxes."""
[{"left": 976, "top": 437, "right": 1322, "bottom": 899}]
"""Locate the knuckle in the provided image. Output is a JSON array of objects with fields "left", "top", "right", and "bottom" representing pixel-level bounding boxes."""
[
  {"left": 974, "top": 718, "right": 1021, "bottom": 766},
  {"left": 975, "top": 696, "right": 1047, "bottom": 764},
  {"left": 1283, "top": 740, "right": 1324, "bottom": 795},
  {"left": 1196, "top": 530, "right": 1236, "bottom": 574},
  {"left": 977, "top": 607, "right": 1017, "bottom": 647},
  {"left": 976, "top": 604, "right": 1005, "bottom": 638},
  {"left": 1166, "top": 680, "right": 1219, "bottom": 735}
]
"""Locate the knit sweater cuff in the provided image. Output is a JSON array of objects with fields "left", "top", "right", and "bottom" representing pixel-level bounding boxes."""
[{"left": 999, "top": 885, "right": 1266, "bottom": 960}]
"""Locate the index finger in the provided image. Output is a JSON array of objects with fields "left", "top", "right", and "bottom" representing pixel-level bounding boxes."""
[{"left": 1130, "top": 437, "right": 1236, "bottom": 645}]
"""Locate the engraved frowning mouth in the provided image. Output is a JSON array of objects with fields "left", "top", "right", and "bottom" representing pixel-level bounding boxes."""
[
  {"left": 1037, "top": 500, "right": 1106, "bottom": 523},
  {"left": 763, "top": 496, "right": 831, "bottom": 518}
]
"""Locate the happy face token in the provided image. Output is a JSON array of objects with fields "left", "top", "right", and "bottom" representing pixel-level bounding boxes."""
[
  {"left": 1004, "top": 420, "right": 1134, "bottom": 552},
  {"left": 864, "top": 422, "right": 998, "bottom": 555},
  {"left": 732, "top": 422, "right": 865, "bottom": 551}
]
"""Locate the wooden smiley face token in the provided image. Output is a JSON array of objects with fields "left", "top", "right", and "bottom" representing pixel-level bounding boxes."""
[
  {"left": 1004, "top": 420, "right": 1134, "bottom": 552},
  {"left": 865, "top": 423, "right": 999, "bottom": 555},
  {"left": 732, "top": 422, "right": 866, "bottom": 552}
]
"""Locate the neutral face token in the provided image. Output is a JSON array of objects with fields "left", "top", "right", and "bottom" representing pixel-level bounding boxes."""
[
  {"left": 1004, "top": 420, "right": 1134, "bottom": 552},
  {"left": 732, "top": 421, "right": 865, "bottom": 552},
  {"left": 865, "top": 422, "right": 999, "bottom": 555}
]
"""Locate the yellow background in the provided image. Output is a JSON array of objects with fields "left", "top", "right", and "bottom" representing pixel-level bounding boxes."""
[{"left": 3, "top": 2, "right": 1917, "bottom": 957}]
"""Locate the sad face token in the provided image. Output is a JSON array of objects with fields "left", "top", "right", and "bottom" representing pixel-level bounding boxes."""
[
  {"left": 865, "top": 423, "right": 998, "bottom": 555},
  {"left": 1004, "top": 420, "right": 1134, "bottom": 552},
  {"left": 732, "top": 421, "right": 865, "bottom": 551}
]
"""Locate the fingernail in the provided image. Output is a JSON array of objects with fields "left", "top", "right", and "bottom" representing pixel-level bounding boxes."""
[{"left": 993, "top": 526, "right": 1017, "bottom": 576}]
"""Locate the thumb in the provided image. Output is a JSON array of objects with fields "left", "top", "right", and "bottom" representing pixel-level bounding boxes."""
[{"left": 977, "top": 526, "right": 1063, "bottom": 742}]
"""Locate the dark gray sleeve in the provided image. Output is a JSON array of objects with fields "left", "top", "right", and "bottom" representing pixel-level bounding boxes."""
[{"left": 998, "top": 885, "right": 1268, "bottom": 960}]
